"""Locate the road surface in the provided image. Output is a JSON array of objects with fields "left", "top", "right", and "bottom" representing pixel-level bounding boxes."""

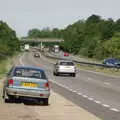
[
  {"left": 0, "top": 52, "right": 101, "bottom": 120},
  {"left": 22, "top": 51, "right": 120, "bottom": 120}
]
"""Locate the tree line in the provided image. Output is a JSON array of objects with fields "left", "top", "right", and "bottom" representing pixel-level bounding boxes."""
[
  {"left": 27, "top": 14, "right": 120, "bottom": 60},
  {"left": 0, "top": 21, "right": 20, "bottom": 59}
]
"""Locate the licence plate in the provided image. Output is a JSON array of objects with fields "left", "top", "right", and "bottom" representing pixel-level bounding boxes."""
[
  {"left": 21, "top": 82, "right": 37, "bottom": 88},
  {"left": 65, "top": 66, "right": 70, "bottom": 68}
]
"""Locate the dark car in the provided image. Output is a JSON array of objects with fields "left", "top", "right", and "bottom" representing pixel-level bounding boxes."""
[
  {"left": 103, "top": 58, "right": 120, "bottom": 67},
  {"left": 34, "top": 53, "right": 40, "bottom": 58}
]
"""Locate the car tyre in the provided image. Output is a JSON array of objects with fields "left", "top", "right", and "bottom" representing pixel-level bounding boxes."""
[
  {"left": 53, "top": 72, "right": 56, "bottom": 76},
  {"left": 3, "top": 93, "right": 9, "bottom": 103},
  {"left": 44, "top": 98, "right": 49, "bottom": 106},
  {"left": 72, "top": 73, "right": 76, "bottom": 77},
  {"left": 56, "top": 73, "right": 59, "bottom": 76}
]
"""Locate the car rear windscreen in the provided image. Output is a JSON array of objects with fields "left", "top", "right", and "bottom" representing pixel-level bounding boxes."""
[
  {"left": 60, "top": 62, "right": 74, "bottom": 66},
  {"left": 14, "top": 68, "right": 47, "bottom": 79}
]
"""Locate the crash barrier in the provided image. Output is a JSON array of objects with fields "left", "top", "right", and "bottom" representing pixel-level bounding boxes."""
[{"left": 43, "top": 52, "right": 120, "bottom": 69}]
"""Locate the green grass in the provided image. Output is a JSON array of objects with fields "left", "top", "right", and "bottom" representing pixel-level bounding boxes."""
[
  {"left": 0, "top": 60, "right": 8, "bottom": 77},
  {"left": 77, "top": 64, "right": 120, "bottom": 77},
  {"left": 0, "top": 53, "right": 18, "bottom": 78},
  {"left": 45, "top": 53, "right": 120, "bottom": 77}
]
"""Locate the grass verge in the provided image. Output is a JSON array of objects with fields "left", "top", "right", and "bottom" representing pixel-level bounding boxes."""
[
  {"left": 77, "top": 64, "right": 120, "bottom": 77},
  {"left": 43, "top": 54, "right": 120, "bottom": 77}
]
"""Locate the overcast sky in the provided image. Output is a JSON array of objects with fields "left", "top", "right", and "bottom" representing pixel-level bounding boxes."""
[{"left": 0, "top": 0, "right": 119, "bottom": 37}]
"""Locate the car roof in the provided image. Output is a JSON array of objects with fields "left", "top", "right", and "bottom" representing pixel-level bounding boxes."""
[
  {"left": 58, "top": 60, "right": 74, "bottom": 63},
  {"left": 14, "top": 65, "right": 44, "bottom": 72},
  {"left": 105, "top": 58, "right": 119, "bottom": 61}
]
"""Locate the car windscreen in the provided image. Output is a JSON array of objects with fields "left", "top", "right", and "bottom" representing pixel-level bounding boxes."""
[
  {"left": 13, "top": 68, "right": 47, "bottom": 79},
  {"left": 60, "top": 62, "right": 74, "bottom": 66}
]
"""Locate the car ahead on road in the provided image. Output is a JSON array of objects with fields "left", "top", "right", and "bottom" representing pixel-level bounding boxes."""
[
  {"left": 53, "top": 60, "right": 76, "bottom": 77},
  {"left": 63, "top": 52, "right": 69, "bottom": 57},
  {"left": 2, "top": 66, "right": 50, "bottom": 105},
  {"left": 103, "top": 58, "right": 120, "bottom": 67},
  {"left": 34, "top": 52, "right": 40, "bottom": 58}
]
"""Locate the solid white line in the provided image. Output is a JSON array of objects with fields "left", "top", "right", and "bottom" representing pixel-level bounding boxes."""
[{"left": 110, "top": 108, "right": 120, "bottom": 112}]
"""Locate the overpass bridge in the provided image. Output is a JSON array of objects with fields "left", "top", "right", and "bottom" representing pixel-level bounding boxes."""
[
  {"left": 20, "top": 38, "right": 64, "bottom": 51},
  {"left": 20, "top": 38, "right": 64, "bottom": 43}
]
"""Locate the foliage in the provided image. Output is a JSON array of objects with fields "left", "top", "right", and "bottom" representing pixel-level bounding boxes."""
[
  {"left": 0, "top": 21, "right": 20, "bottom": 59},
  {"left": 27, "top": 14, "right": 120, "bottom": 60}
]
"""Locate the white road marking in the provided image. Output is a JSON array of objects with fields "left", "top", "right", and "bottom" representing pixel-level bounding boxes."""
[
  {"left": 101, "top": 104, "right": 110, "bottom": 108},
  {"left": 82, "top": 95, "right": 88, "bottom": 98},
  {"left": 35, "top": 54, "right": 120, "bottom": 113},
  {"left": 88, "top": 97, "right": 94, "bottom": 101},
  {"left": 50, "top": 80, "right": 120, "bottom": 113},
  {"left": 104, "top": 82, "right": 111, "bottom": 86},
  {"left": 73, "top": 90, "right": 77, "bottom": 93},
  {"left": 19, "top": 55, "right": 24, "bottom": 66},
  {"left": 94, "top": 100, "right": 101, "bottom": 104},
  {"left": 110, "top": 108, "right": 120, "bottom": 112},
  {"left": 77, "top": 92, "right": 82, "bottom": 95}
]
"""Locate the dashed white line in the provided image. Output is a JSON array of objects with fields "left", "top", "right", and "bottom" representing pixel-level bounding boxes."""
[
  {"left": 73, "top": 90, "right": 77, "bottom": 93},
  {"left": 102, "top": 104, "right": 110, "bottom": 108},
  {"left": 110, "top": 108, "right": 120, "bottom": 112},
  {"left": 94, "top": 100, "right": 101, "bottom": 104},
  {"left": 50, "top": 80, "right": 120, "bottom": 113},
  {"left": 82, "top": 95, "right": 88, "bottom": 98},
  {"left": 88, "top": 97, "right": 94, "bottom": 101},
  {"left": 104, "top": 82, "right": 111, "bottom": 86},
  {"left": 77, "top": 92, "right": 82, "bottom": 95}
]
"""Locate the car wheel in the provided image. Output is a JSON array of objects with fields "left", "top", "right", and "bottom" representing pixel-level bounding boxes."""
[
  {"left": 56, "top": 72, "right": 59, "bottom": 76},
  {"left": 44, "top": 98, "right": 49, "bottom": 105},
  {"left": 53, "top": 72, "right": 56, "bottom": 76},
  {"left": 72, "top": 73, "right": 76, "bottom": 77},
  {"left": 3, "top": 93, "right": 9, "bottom": 103}
]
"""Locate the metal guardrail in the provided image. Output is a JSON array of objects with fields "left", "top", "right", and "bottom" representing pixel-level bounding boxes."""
[{"left": 43, "top": 52, "right": 120, "bottom": 69}]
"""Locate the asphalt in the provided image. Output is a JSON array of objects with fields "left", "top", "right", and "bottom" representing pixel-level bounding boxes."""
[
  {"left": 22, "top": 51, "right": 120, "bottom": 120},
  {"left": 0, "top": 52, "right": 102, "bottom": 120}
]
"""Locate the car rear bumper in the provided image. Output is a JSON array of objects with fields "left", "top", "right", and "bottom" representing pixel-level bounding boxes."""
[
  {"left": 6, "top": 87, "right": 50, "bottom": 98},
  {"left": 57, "top": 69, "right": 76, "bottom": 74}
]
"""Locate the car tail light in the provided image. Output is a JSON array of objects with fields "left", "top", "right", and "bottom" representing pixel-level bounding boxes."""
[
  {"left": 44, "top": 82, "right": 49, "bottom": 89},
  {"left": 8, "top": 79, "right": 14, "bottom": 86}
]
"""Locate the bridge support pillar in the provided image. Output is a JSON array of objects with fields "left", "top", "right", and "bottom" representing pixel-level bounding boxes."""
[{"left": 40, "top": 42, "right": 43, "bottom": 51}]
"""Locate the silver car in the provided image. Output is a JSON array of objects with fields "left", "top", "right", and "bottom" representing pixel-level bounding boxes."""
[
  {"left": 2, "top": 65, "right": 50, "bottom": 105},
  {"left": 53, "top": 60, "right": 76, "bottom": 77}
]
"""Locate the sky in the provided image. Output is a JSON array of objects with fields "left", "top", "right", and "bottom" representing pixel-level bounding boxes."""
[{"left": 0, "top": 0, "right": 120, "bottom": 37}]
